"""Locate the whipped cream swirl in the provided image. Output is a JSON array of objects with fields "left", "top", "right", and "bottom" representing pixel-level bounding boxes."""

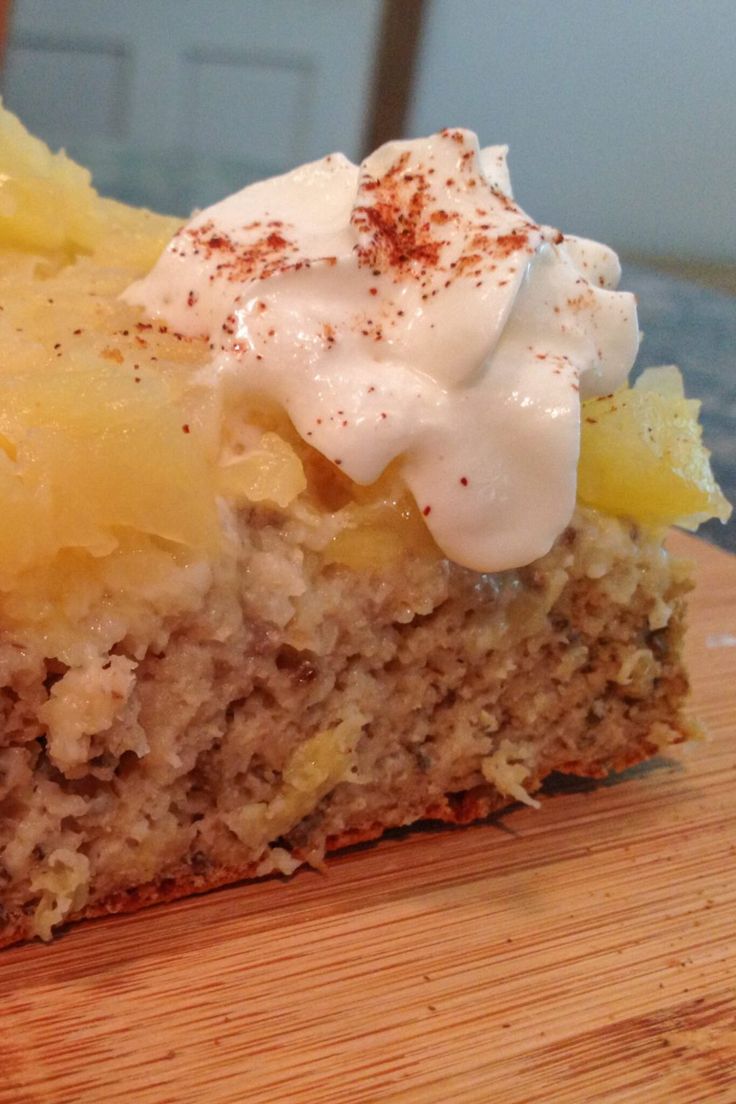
[{"left": 125, "top": 129, "right": 639, "bottom": 571}]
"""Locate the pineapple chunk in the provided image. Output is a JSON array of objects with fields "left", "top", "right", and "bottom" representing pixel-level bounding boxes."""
[
  {"left": 0, "top": 101, "right": 101, "bottom": 257},
  {"left": 218, "top": 432, "right": 307, "bottom": 508},
  {"left": 0, "top": 362, "right": 218, "bottom": 584},
  {"left": 578, "top": 366, "right": 731, "bottom": 529},
  {"left": 93, "top": 196, "right": 181, "bottom": 276},
  {"left": 0, "top": 101, "right": 216, "bottom": 599},
  {"left": 325, "top": 473, "right": 441, "bottom": 570},
  {"left": 0, "top": 101, "right": 179, "bottom": 271}
]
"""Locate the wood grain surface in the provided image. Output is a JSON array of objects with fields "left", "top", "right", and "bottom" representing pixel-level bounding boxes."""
[{"left": 1, "top": 531, "right": 735, "bottom": 1104}]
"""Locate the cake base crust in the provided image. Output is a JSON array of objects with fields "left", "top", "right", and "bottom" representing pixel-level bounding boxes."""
[{"left": 0, "top": 736, "right": 668, "bottom": 951}]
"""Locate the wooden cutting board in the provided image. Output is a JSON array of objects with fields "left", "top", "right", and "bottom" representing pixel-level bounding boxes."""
[{"left": 1, "top": 532, "right": 735, "bottom": 1104}]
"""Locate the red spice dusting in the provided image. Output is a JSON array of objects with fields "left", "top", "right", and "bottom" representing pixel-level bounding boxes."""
[
  {"left": 460, "top": 476, "right": 469, "bottom": 486},
  {"left": 183, "top": 219, "right": 302, "bottom": 286},
  {"left": 187, "top": 290, "right": 198, "bottom": 307},
  {"left": 566, "top": 292, "right": 593, "bottom": 312},
  {"left": 182, "top": 424, "right": 190, "bottom": 434},
  {"left": 495, "top": 229, "right": 531, "bottom": 257},
  {"left": 454, "top": 252, "right": 481, "bottom": 275},
  {"left": 72, "top": 328, "right": 83, "bottom": 335},
  {"left": 353, "top": 152, "right": 444, "bottom": 277},
  {"left": 369, "top": 287, "right": 378, "bottom": 296},
  {"left": 423, "top": 505, "right": 432, "bottom": 516}
]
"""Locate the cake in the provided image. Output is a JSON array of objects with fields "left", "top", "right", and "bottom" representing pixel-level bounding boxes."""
[{"left": 0, "top": 108, "right": 729, "bottom": 947}]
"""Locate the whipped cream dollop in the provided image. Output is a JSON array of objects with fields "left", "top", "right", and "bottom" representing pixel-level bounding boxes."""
[{"left": 125, "top": 129, "right": 639, "bottom": 571}]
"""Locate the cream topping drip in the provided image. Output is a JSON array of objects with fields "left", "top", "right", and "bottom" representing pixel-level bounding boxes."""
[{"left": 124, "top": 128, "right": 639, "bottom": 571}]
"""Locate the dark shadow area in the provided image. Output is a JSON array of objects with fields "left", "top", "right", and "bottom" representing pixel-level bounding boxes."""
[{"left": 541, "top": 754, "right": 684, "bottom": 796}]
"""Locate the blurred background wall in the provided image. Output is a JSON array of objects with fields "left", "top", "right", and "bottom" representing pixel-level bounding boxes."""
[
  {"left": 2, "top": 0, "right": 734, "bottom": 271},
  {"left": 0, "top": 0, "right": 386, "bottom": 213},
  {"left": 410, "top": 0, "right": 736, "bottom": 269}
]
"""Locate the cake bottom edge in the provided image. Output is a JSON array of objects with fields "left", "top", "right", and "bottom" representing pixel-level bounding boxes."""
[{"left": 0, "top": 726, "right": 691, "bottom": 952}]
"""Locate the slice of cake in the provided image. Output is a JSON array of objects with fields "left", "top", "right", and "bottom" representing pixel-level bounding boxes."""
[{"left": 0, "top": 109, "right": 729, "bottom": 947}]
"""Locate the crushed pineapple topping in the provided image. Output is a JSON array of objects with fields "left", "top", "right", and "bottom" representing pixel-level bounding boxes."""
[{"left": 0, "top": 102, "right": 729, "bottom": 638}]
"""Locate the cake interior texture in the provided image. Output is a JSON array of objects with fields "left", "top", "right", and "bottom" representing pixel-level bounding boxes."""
[
  {"left": 0, "top": 501, "right": 693, "bottom": 947},
  {"left": 0, "top": 109, "right": 726, "bottom": 948}
]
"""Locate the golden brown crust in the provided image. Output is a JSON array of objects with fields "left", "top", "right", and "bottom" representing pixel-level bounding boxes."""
[
  {"left": 0, "top": 786, "right": 504, "bottom": 949},
  {"left": 0, "top": 731, "right": 681, "bottom": 951}
]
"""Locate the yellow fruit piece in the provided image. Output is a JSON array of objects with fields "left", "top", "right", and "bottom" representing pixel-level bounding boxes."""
[
  {"left": 325, "top": 473, "right": 441, "bottom": 570},
  {"left": 93, "top": 196, "right": 181, "bottom": 277},
  {"left": 218, "top": 432, "right": 307, "bottom": 508},
  {"left": 0, "top": 101, "right": 179, "bottom": 272},
  {"left": 0, "top": 101, "right": 217, "bottom": 597},
  {"left": 0, "top": 101, "right": 101, "bottom": 257},
  {"left": 0, "top": 361, "right": 218, "bottom": 584},
  {"left": 578, "top": 366, "right": 731, "bottom": 529}
]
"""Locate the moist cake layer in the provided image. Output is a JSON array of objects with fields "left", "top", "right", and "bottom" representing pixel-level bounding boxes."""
[{"left": 0, "top": 505, "right": 692, "bottom": 947}]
